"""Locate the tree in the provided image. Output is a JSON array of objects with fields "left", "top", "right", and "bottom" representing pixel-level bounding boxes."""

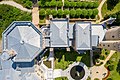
[
  {"left": 50, "top": 1, "right": 57, "bottom": 7},
  {"left": 64, "top": 1, "right": 70, "bottom": 7},
  {"left": 63, "top": 9, "right": 70, "bottom": 15},
  {"left": 57, "top": 1, "right": 63, "bottom": 7},
  {"left": 81, "top": 2, "right": 88, "bottom": 8},
  {"left": 51, "top": 10, "right": 57, "bottom": 17},
  {"left": 107, "top": 78, "right": 113, "bottom": 80},
  {"left": 24, "top": 1, "right": 32, "bottom": 9},
  {"left": 76, "top": 2, "right": 82, "bottom": 8},
  {"left": 38, "top": 1, "right": 44, "bottom": 7},
  {"left": 39, "top": 9, "right": 46, "bottom": 17},
  {"left": 88, "top": 9, "right": 93, "bottom": 18},
  {"left": 93, "top": 9, "right": 98, "bottom": 15},
  {"left": 70, "top": 2, "right": 76, "bottom": 7},
  {"left": 93, "top": 2, "right": 99, "bottom": 8},
  {"left": 108, "top": 65, "right": 114, "bottom": 71},
  {"left": 70, "top": 9, "right": 76, "bottom": 18},
  {"left": 76, "top": 56, "right": 81, "bottom": 62},
  {"left": 45, "top": 2, "right": 50, "bottom": 7},
  {"left": 76, "top": 9, "right": 82, "bottom": 17},
  {"left": 82, "top": 9, "right": 88, "bottom": 18},
  {"left": 46, "top": 9, "right": 51, "bottom": 16},
  {"left": 116, "top": 59, "right": 120, "bottom": 74},
  {"left": 87, "top": 2, "right": 94, "bottom": 8},
  {"left": 57, "top": 9, "right": 63, "bottom": 18}
]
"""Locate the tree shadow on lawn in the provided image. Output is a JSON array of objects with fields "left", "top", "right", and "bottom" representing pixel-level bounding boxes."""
[
  {"left": 54, "top": 49, "right": 91, "bottom": 67},
  {"left": 116, "top": 59, "right": 120, "bottom": 75}
]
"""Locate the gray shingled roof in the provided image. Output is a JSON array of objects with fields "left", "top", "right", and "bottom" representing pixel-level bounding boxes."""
[
  {"left": 75, "top": 22, "right": 92, "bottom": 50},
  {"left": 2, "top": 21, "right": 43, "bottom": 62},
  {"left": 50, "top": 20, "right": 69, "bottom": 47}
]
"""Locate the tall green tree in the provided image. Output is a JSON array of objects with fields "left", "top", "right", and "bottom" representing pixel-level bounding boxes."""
[
  {"left": 51, "top": 10, "right": 57, "bottom": 17},
  {"left": 76, "top": 9, "right": 82, "bottom": 17},
  {"left": 46, "top": 9, "right": 51, "bottom": 16},
  {"left": 70, "top": 9, "right": 76, "bottom": 18},
  {"left": 63, "top": 9, "right": 70, "bottom": 17},
  {"left": 64, "top": 1, "right": 70, "bottom": 7},
  {"left": 57, "top": 9, "right": 63, "bottom": 18},
  {"left": 39, "top": 9, "right": 46, "bottom": 17}
]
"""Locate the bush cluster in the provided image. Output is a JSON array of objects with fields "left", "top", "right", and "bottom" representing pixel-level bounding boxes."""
[
  {"left": 64, "top": 1, "right": 98, "bottom": 8},
  {"left": 39, "top": 9, "right": 98, "bottom": 19},
  {"left": 39, "top": 1, "right": 63, "bottom": 7}
]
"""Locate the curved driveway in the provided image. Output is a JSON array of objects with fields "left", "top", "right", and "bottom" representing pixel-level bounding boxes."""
[{"left": 0, "top": 1, "right": 31, "bottom": 12}]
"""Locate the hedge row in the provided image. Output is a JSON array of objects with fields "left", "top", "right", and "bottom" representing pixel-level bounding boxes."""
[
  {"left": 39, "top": 9, "right": 98, "bottom": 18},
  {"left": 38, "top": 1, "right": 98, "bottom": 9}
]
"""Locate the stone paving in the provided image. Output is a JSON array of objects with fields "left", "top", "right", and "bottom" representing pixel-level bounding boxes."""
[{"left": 90, "top": 50, "right": 116, "bottom": 80}]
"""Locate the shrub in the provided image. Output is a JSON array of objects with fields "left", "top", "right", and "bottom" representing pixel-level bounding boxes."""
[
  {"left": 39, "top": 9, "right": 46, "bottom": 17},
  {"left": 88, "top": 9, "right": 93, "bottom": 18},
  {"left": 46, "top": 9, "right": 51, "bottom": 16},
  {"left": 82, "top": 9, "right": 88, "bottom": 17},
  {"left": 57, "top": 9, "right": 63, "bottom": 18},
  {"left": 76, "top": 9, "right": 82, "bottom": 17},
  {"left": 45, "top": 2, "right": 50, "bottom": 7},
  {"left": 64, "top": 1, "right": 70, "bottom": 7},
  {"left": 51, "top": 10, "right": 57, "bottom": 17},
  {"left": 38, "top": 1, "right": 44, "bottom": 7},
  {"left": 93, "top": 2, "right": 99, "bottom": 8},
  {"left": 108, "top": 65, "right": 114, "bottom": 71},
  {"left": 24, "top": 1, "right": 32, "bottom": 9},
  {"left": 57, "top": 1, "right": 63, "bottom": 7},
  {"left": 50, "top": 1, "right": 57, "bottom": 7},
  {"left": 87, "top": 2, "right": 94, "bottom": 8},
  {"left": 76, "top": 56, "right": 81, "bottom": 62},
  {"left": 76, "top": 2, "right": 82, "bottom": 8},
  {"left": 107, "top": 78, "right": 113, "bottom": 80},
  {"left": 70, "top": 2, "right": 76, "bottom": 7},
  {"left": 99, "top": 55, "right": 105, "bottom": 60},
  {"left": 93, "top": 9, "right": 98, "bottom": 15},
  {"left": 63, "top": 9, "right": 70, "bottom": 17},
  {"left": 70, "top": 9, "right": 76, "bottom": 18}
]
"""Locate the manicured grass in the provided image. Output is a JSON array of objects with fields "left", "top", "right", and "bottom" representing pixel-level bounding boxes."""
[
  {"left": 54, "top": 49, "right": 91, "bottom": 70},
  {"left": 55, "top": 77, "right": 68, "bottom": 80},
  {"left": 106, "top": 52, "right": 120, "bottom": 80}
]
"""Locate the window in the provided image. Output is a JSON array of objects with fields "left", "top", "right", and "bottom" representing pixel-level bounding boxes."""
[{"left": 112, "top": 36, "right": 115, "bottom": 38}]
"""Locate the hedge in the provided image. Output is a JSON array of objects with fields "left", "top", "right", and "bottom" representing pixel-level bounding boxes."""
[{"left": 39, "top": 9, "right": 98, "bottom": 19}]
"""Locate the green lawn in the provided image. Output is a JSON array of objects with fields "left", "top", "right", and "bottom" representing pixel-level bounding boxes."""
[
  {"left": 102, "top": 0, "right": 120, "bottom": 18},
  {"left": 106, "top": 52, "right": 120, "bottom": 80},
  {"left": 55, "top": 77, "right": 68, "bottom": 80},
  {"left": 54, "top": 49, "right": 91, "bottom": 70}
]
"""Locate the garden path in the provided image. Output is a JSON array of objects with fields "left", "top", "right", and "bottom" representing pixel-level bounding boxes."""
[
  {"left": 90, "top": 50, "right": 116, "bottom": 80},
  {"left": 0, "top": 1, "right": 31, "bottom": 12},
  {"left": 97, "top": 0, "right": 107, "bottom": 22}
]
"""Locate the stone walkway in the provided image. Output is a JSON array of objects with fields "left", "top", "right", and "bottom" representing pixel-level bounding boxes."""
[
  {"left": 90, "top": 50, "right": 116, "bottom": 80},
  {"left": 0, "top": 1, "right": 31, "bottom": 12}
]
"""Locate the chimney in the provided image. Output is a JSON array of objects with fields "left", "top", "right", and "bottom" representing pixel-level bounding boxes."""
[{"left": 32, "top": 0, "right": 39, "bottom": 28}]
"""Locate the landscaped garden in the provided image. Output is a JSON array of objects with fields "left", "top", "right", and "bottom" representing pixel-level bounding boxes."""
[
  {"left": 105, "top": 51, "right": 120, "bottom": 80},
  {"left": 39, "top": 0, "right": 98, "bottom": 19},
  {"left": 93, "top": 49, "right": 110, "bottom": 66},
  {"left": 102, "top": 0, "right": 120, "bottom": 26},
  {"left": 54, "top": 49, "right": 91, "bottom": 70}
]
